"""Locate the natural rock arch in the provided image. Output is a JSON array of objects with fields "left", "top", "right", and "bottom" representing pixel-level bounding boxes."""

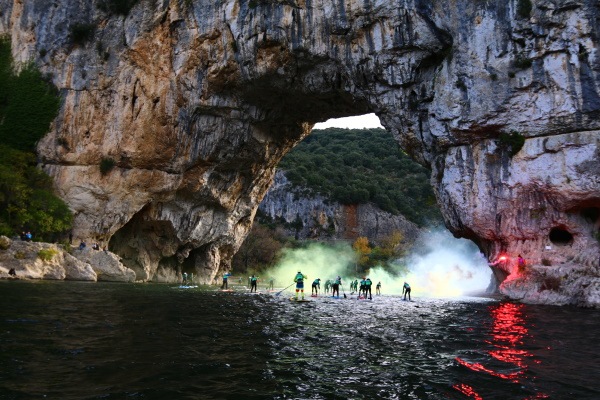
[{"left": 2, "top": 0, "right": 600, "bottom": 304}]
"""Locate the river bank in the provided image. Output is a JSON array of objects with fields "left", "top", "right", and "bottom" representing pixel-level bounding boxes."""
[{"left": 0, "top": 236, "right": 135, "bottom": 282}]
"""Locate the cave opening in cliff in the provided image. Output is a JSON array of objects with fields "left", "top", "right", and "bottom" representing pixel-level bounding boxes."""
[{"left": 549, "top": 227, "right": 574, "bottom": 245}]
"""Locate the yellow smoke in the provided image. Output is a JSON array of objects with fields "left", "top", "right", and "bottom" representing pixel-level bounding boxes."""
[{"left": 260, "top": 242, "right": 356, "bottom": 290}]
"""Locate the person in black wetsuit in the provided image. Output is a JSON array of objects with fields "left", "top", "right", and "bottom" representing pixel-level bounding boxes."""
[
  {"left": 250, "top": 275, "right": 258, "bottom": 292},
  {"left": 364, "top": 277, "right": 373, "bottom": 300},
  {"left": 311, "top": 278, "right": 321, "bottom": 296},
  {"left": 402, "top": 282, "right": 411, "bottom": 301},
  {"left": 331, "top": 276, "right": 341, "bottom": 298}
]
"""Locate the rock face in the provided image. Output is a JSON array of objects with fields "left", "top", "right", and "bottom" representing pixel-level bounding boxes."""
[
  {"left": 259, "top": 171, "right": 420, "bottom": 244},
  {"left": 0, "top": 236, "right": 135, "bottom": 282},
  {"left": 1, "top": 1, "right": 599, "bottom": 304}
]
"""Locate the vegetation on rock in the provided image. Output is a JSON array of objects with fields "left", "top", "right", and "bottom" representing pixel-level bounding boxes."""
[
  {"left": 499, "top": 130, "right": 526, "bottom": 157},
  {"left": 37, "top": 248, "right": 58, "bottom": 261},
  {"left": 100, "top": 157, "right": 116, "bottom": 175},
  {"left": 279, "top": 128, "right": 441, "bottom": 225},
  {"left": 0, "top": 37, "right": 73, "bottom": 241}
]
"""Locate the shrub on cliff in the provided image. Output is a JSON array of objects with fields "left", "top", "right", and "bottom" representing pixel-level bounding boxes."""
[
  {"left": 37, "top": 248, "right": 58, "bottom": 262},
  {"left": 0, "top": 37, "right": 72, "bottom": 241},
  {"left": 0, "top": 38, "right": 60, "bottom": 151},
  {"left": 499, "top": 130, "right": 525, "bottom": 157}
]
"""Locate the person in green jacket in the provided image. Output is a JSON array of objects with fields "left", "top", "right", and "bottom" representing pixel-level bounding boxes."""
[
  {"left": 311, "top": 278, "right": 321, "bottom": 296},
  {"left": 294, "top": 271, "right": 307, "bottom": 300},
  {"left": 250, "top": 275, "right": 259, "bottom": 292},
  {"left": 221, "top": 272, "right": 231, "bottom": 289},
  {"left": 364, "top": 277, "right": 373, "bottom": 300}
]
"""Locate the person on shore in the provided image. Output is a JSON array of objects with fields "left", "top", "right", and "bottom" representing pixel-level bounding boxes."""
[
  {"left": 332, "top": 276, "right": 342, "bottom": 298},
  {"left": 294, "top": 271, "right": 307, "bottom": 300},
  {"left": 311, "top": 278, "right": 321, "bottom": 296},
  {"left": 182, "top": 272, "right": 188, "bottom": 285},
  {"left": 364, "top": 277, "right": 373, "bottom": 300},
  {"left": 221, "top": 272, "right": 231, "bottom": 289},
  {"left": 376, "top": 281, "right": 381, "bottom": 295},
  {"left": 78, "top": 240, "right": 86, "bottom": 250},
  {"left": 402, "top": 282, "right": 411, "bottom": 301},
  {"left": 8, "top": 268, "right": 16, "bottom": 277},
  {"left": 324, "top": 279, "right": 331, "bottom": 294},
  {"left": 250, "top": 275, "right": 259, "bottom": 292},
  {"left": 268, "top": 277, "right": 274, "bottom": 291},
  {"left": 517, "top": 254, "right": 525, "bottom": 270}
]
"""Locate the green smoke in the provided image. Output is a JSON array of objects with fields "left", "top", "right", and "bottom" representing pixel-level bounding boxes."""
[{"left": 261, "top": 242, "right": 356, "bottom": 291}]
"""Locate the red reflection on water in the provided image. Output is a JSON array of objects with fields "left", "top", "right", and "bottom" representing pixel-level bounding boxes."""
[
  {"left": 455, "top": 357, "right": 521, "bottom": 381},
  {"left": 452, "top": 383, "right": 483, "bottom": 400},
  {"left": 454, "top": 302, "right": 548, "bottom": 398},
  {"left": 486, "top": 302, "right": 530, "bottom": 372}
]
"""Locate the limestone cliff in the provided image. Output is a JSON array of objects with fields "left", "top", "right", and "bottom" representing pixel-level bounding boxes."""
[
  {"left": 259, "top": 171, "right": 420, "bottom": 244},
  {"left": 1, "top": 1, "right": 599, "bottom": 305}
]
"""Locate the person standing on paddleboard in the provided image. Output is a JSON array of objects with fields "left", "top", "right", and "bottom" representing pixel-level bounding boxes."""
[
  {"left": 311, "top": 278, "right": 321, "bottom": 296},
  {"left": 294, "top": 271, "right": 307, "bottom": 300},
  {"left": 250, "top": 275, "right": 259, "bottom": 293},
  {"left": 359, "top": 277, "right": 367, "bottom": 299},
  {"left": 402, "top": 282, "right": 411, "bottom": 301},
  {"left": 332, "top": 276, "right": 342, "bottom": 298},
  {"left": 221, "top": 272, "right": 231, "bottom": 289},
  {"left": 364, "top": 277, "right": 373, "bottom": 300}
]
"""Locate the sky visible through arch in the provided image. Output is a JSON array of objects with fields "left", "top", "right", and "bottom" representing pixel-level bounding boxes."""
[{"left": 313, "top": 113, "right": 383, "bottom": 129}]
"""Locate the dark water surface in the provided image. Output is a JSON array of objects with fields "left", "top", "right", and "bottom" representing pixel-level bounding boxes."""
[{"left": 1, "top": 281, "right": 599, "bottom": 399}]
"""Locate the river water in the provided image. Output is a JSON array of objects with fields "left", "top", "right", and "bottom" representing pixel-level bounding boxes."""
[{"left": 1, "top": 280, "right": 599, "bottom": 399}]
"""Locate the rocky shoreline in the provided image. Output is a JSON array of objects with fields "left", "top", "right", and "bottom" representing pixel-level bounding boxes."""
[{"left": 0, "top": 236, "right": 135, "bottom": 282}]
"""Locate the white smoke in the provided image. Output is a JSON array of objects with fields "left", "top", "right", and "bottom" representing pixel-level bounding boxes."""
[{"left": 386, "top": 229, "right": 492, "bottom": 297}]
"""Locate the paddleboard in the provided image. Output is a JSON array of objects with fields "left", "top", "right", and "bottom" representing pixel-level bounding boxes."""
[
  {"left": 289, "top": 297, "right": 310, "bottom": 302},
  {"left": 310, "top": 294, "right": 318, "bottom": 297},
  {"left": 220, "top": 289, "right": 235, "bottom": 292},
  {"left": 178, "top": 285, "right": 198, "bottom": 289}
]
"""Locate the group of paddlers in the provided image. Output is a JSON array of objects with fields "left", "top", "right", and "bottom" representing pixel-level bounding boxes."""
[{"left": 303, "top": 276, "right": 383, "bottom": 300}]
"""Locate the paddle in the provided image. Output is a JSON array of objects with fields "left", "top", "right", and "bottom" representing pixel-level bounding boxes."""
[{"left": 275, "top": 283, "right": 295, "bottom": 296}]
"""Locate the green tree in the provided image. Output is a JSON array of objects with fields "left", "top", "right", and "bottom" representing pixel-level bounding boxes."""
[
  {"left": 0, "top": 37, "right": 72, "bottom": 240},
  {"left": 278, "top": 128, "right": 442, "bottom": 225}
]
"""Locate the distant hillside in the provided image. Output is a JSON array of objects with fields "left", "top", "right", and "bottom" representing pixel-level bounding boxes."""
[{"left": 278, "top": 128, "right": 441, "bottom": 226}]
